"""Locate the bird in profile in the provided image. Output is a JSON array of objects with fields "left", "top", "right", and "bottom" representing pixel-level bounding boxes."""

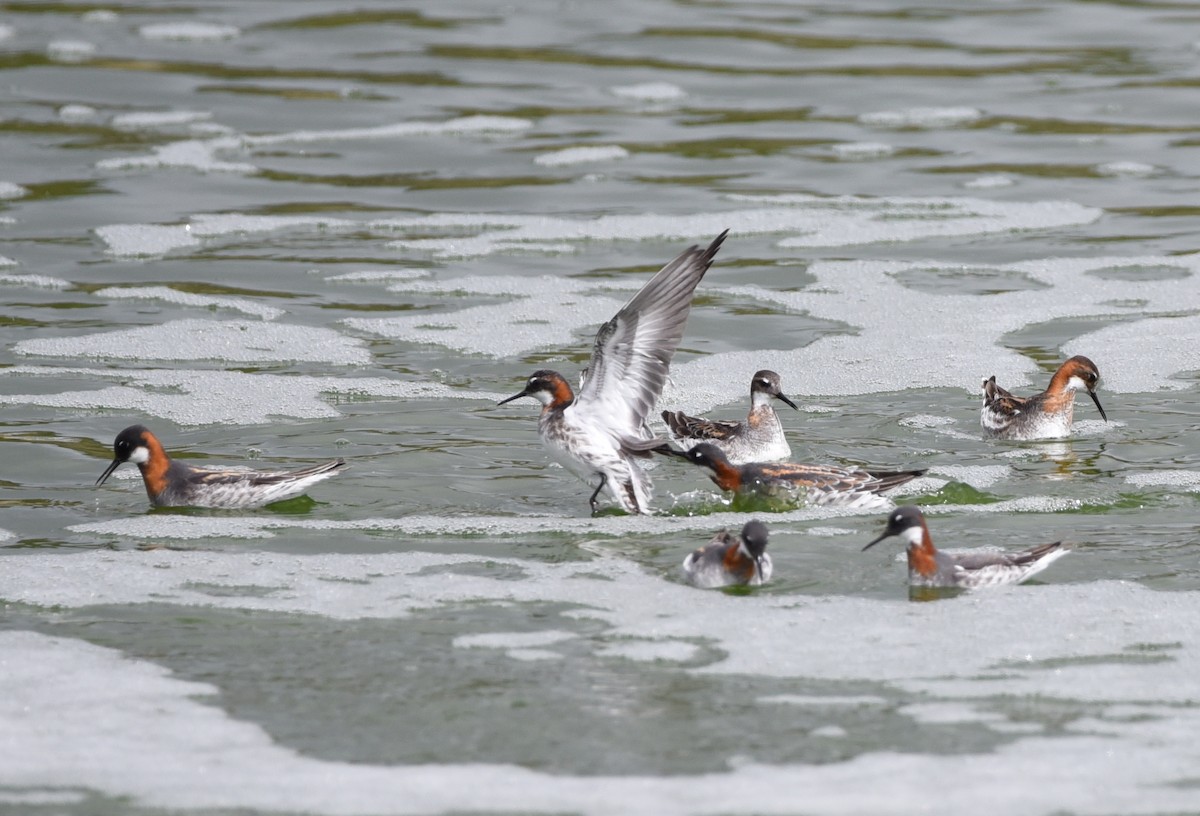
[
  {"left": 682, "top": 520, "right": 772, "bottom": 588},
  {"left": 499, "top": 231, "right": 728, "bottom": 515},
  {"left": 661, "top": 369, "right": 798, "bottom": 464},
  {"left": 664, "top": 442, "right": 924, "bottom": 510},
  {"left": 862, "top": 505, "right": 1070, "bottom": 588},
  {"left": 981, "top": 355, "right": 1107, "bottom": 440},
  {"left": 96, "top": 424, "right": 346, "bottom": 509}
]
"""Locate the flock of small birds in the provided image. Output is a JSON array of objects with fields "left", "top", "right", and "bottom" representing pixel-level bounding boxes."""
[{"left": 96, "top": 232, "right": 1104, "bottom": 594}]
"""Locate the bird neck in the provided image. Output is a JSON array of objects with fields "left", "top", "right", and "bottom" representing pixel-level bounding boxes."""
[{"left": 137, "top": 435, "right": 172, "bottom": 501}]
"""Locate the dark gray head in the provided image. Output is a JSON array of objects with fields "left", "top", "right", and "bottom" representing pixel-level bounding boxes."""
[
  {"left": 1057, "top": 356, "right": 1107, "bottom": 422},
  {"left": 498, "top": 369, "right": 574, "bottom": 409},
  {"left": 96, "top": 424, "right": 156, "bottom": 486},
  {"left": 862, "top": 505, "right": 925, "bottom": 551},
  {"left": 667, "top": 442, "right": 729, "bottom": 471},
  {"left": 750, "top": 370, "right": 798, "bottom": 410},
  {"left": 740, "top": 520, "right": 769, "bottom": 559}
]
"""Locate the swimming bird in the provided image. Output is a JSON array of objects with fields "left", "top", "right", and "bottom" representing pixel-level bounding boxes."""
[
  {"left": 682, "top": 520, "right": 772, "bottom": 588},
  {"left": 661, "top": 369, "right": 797, "bottom": 464},
  {"left": 981, "top": 355, "right": 1107, "bottom": 440},
  {"left": 862, "top": 505, "right": 1069, "bottom": 588},
  {"left": 664, "top": 443, "right": 924, "bottom": 509},
  {"left": 499, "top": 231, "right": 728, "bottom": 515},
  {"left": 95, "top": 424, "right": 347, "bottom": 509}
]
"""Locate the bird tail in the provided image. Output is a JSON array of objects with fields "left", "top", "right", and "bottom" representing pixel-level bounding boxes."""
[{"left": 864, "top": 468, "right": 926, "bottom": 494}]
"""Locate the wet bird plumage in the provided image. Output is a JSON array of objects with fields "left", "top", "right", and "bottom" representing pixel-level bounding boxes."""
[
  {"left": 499, "top": 231, "right": 728, "bottom": 515},
  {"left": 665, "top": 442, "right": 924, "bottom": 509},
  {"left": 662, "top": 369, "right": 797, "bottom": 464},
  {"left": 981, "top": 355, "right": 1107, "bottom": 440},
  {"left": 682, "top": 520, "right": 772, "bottom": 588},
  {"left": 862, "top": 505, "right": 1070, "bottom": 588},
  {"left": 96, "top": 424, "right": 347, "bottom": 509}
]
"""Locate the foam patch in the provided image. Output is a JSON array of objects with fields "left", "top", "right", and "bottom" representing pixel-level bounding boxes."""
[
  {"left": 138, "top": 22, "right": 240, "bottom": 40},
  {"left": 0, "top": 366, "right": 500, "bottom": 426},
  {"left": 93, "top": 287, "right": 285, "bottom": 320},
  {"left": 859, "top": 106, "right": 983, "bottom": 128},
  {"left": 662, "top": 253, "right": 1200, "bottom": 411},
  {"left": 14, "top": 319, "right": 368, "bottom": 365},
  {"left": 1065, "top": 315, "right": 1200, "bottom": 393},
  {"left": 534, "top": 146, "right": 629, "bottom": 166}
]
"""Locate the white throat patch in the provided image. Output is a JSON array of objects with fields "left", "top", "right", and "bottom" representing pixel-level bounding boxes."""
[{"left": 128, "top": 445, "right": 150, "bottom": 465}]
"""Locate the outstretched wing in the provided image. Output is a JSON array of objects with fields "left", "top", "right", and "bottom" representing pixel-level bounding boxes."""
[{"left": 575, "top": 231, "right": 728, "bottom": 436}]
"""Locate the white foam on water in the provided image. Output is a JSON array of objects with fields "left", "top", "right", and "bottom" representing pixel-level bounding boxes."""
[
  {"left": 58, "top": 103, "right": 97, "bottom": 121},
  {"left": 326, "top": 269, "right": 430, "bottom": 284},
  {"left": 596, "top": 640, "right": 700, "bottom": 663},
  {"left": 64, "top": 494, "right": 1077, "bottom": 544},
  {"left": 93, "top": 286, "right": 285, "bottom": 320},
  {"left": 0, "top": 790, "right": 87, "bottom": 805},
  {"left": 829, "top": 142, "right": 894, "bottom": 159},
  {"left": 244, "top": 115, "right": 533, "bottom": 147},
  {"left": 94, "top": 223, "right": 200, "bottom": 256},
  {"left": 964, "top": 174, "right": 1015, "bottom": 189},
  {"left": 138, "top": 22, "right": 240, "bottom": 40},
  {"left": 14, "top": 319, "right": 368, "bottom": 365},
  {"left": 859, "top": 106, "right": 983, "bottom": 128},
  {"left": 758, "top": 695, "right": 888, "bottom": 707},
  {"left": 81, "top": 9, "right": 118, "bottom": 22},
  {"left": 610, "top": 82, "right": 686, "bottom": 101},
  {"left": 3, "top": 568, "right": 1200, "bottom": 813},
  {"left": 95, "top": 116, "right": 531, "bottom": 181},
  {"left": 91, "top": 192, "right": 1097, "bottom": 260},
  {"left": 806, "top": 527, "right": 856, "bottom": 537},
  {"left": 346, "top": 275, "right": 625, "bottom": 358},
  {"left": 379, "top": 195, "right": 1099, "bottom": 258},
  {"left": 1096, "top": 161, "right": 1158, "bottom": 177},
  {"left": 46, "top": 40, "right": 95, "bottom": 61},
  {"left": 757, "top": 195, "right": 1096, "bottom": 248},
  {"left": 1065, "top": 315, "right": 1200, "bottom": 393},
  {"left": 0, "top": 366, "right": 496, "bottom": 426},
  {"left": 97, "top": 137, "right": 256, "bottom": 175},
  {"left": 0, "top": 273, "right": 70, "bottom": 289},
  {"left": 534, "top": 145, "right": 629, "bottom": 166},
  {"left": 0, "top": 528, "right": 14, "bottom": 544},
  {"left": 899, "top": 702, "right": 1006, "bottom": 725},
  {"left": 1125, "top": 470, "right": 1200, "bottom": 490},
  {"left": 809, "top": 725, "right": 848, "bottom": 738},
  {"left": 0, "top": 181, "right": 28, "bottom": 199},
  {"left": 454, "top": 631, "right": 576, "bottom": 650},
  {"left": 111, "top": 110, "right": 213, "bottom": 129},
  {"left": 663, "top": 253, "right": 1200, "bottom": 410},
  {"left": 928, "top": 465, "right": 1011, "bottom": 489}
]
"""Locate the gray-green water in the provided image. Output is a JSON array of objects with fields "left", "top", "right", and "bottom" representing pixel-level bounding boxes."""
[{"left": 2, "top": 2, "right": 1200, "bottom": 814}]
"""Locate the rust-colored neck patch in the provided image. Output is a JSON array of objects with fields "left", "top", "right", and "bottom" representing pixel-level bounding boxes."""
[
  {"left": 722, "top": 544, "right": 756, "bottom": 582},
  {"left": 138, "top": 432, "right": 172, "bottom": 502},
  {"left": 545, "top": 376, "right": 576, "bottom": 412},
  {"left": 906, "top": 527, "right": 939, "bottom": 578},
  {"left": 710, "top": 458, "right": 743, "bottom": 492}
]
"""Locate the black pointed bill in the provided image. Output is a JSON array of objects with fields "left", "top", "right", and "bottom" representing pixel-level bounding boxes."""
[
  {"left": 862, "top": 530, "right": 893, "bottom": 552},
  {"left": 95, "top": 457, "right": 123, "bottom": 487},
  {"left": 776, "top": 393, "right": 799, "bottom": 411},
  {"left": 497, "top": 388, "right": 530, "bottom": 406},
  {"left": 1088, "top": 389, "right": 1108, "bottom": 422}
]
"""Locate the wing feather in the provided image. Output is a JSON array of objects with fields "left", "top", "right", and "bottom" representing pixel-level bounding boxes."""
[{"left": 576, "top": 231, "right": 727, "bottom": 435}]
